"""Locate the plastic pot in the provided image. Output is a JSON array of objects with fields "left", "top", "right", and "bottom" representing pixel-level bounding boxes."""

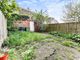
[{"left": 0, "top": 53, "right": 9, "bottom": 60}]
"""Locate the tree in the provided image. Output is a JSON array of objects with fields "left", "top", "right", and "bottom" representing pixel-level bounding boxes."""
[
  {"left": 0, "top": 0, "right": 18, "bottom": 18},
  {"left": 63, "top": 1, "right": 80, "bottom": 22},
  {"left": 32, "top": 10, "right": 49, "bottom": 31},
  {"left": 0, "top": 0, "right": 19, "bottom": 31},
  {"left": 63, "top": 1, "right": 80, "bottom": 33}
]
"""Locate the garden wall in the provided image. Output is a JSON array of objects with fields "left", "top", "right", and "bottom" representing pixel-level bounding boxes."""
[
  {"left": 0, "top": 11, "right": 7, "bottom": 48},
  {"left": 46, "top": 22, "right": 80, "bottom": 33}
]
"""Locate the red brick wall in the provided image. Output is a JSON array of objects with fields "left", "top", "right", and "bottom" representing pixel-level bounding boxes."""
[
  {"left": 14, "top": 20, "right": 30, "bottom": 28},
  {"left": 22, "top": 20, "right": 30, "bottom": 27},
  {"left": 14, "top": 20, "right": 40, "bottom": 32}
]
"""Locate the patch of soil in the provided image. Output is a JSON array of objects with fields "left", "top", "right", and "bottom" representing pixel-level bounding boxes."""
[{"left": 34, "top": 42, "right": 80, "bottom": 60}]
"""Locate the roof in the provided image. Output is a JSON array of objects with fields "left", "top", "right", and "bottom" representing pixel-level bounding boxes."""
[
  {"left": 47, "top": 17, "right": 59, "bottom": 24},
  {"left": 19, "top": 8, "right": 33, "bottom": 15}
]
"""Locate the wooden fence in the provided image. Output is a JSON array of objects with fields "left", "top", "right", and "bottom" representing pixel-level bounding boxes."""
[
  {"left": 0, "top": 11, "right": 7, "bottom": 48},
  {"left": 46, "top": 22, "right": 80, "bottom": 33}
]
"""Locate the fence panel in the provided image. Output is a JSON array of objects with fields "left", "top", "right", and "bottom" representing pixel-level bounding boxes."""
[{"left": 46, "top": 22, "right": 80, "bottom": 33}]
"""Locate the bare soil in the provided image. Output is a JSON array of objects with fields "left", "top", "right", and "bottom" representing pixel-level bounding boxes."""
[{"left": 34, "top": 42, "right": 80, "bottom": 60}]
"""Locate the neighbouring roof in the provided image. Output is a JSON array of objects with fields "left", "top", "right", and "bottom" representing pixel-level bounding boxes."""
[
  {"left": 49, "top": 17, "right": 58, "bottom": 24},
  {"left": 44, "top": 17, "right": 59, "bottom": 24},
  {"left": 19, "top": 8, "right": 33, "bottom": 15}
]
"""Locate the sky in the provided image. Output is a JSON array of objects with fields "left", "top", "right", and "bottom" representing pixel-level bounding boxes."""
[{"left": 16, "top": 0, "right": 74, "bottom": 23}]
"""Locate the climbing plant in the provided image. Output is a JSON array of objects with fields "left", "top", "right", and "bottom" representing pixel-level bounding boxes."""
[
  {"left": 0, "top": 0, "right": 18, "bottom": 18},
  {"left": 0, "top": 0, "right": 19, "bottom": 31}
]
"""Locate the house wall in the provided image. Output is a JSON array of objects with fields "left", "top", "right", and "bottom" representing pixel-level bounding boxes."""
[
  {"left": 14, "top": 20, "right": 30, "bottom": 28},
  {"left": 0, "top": 11, "right": 7, "bottom": 48},
  {"left": 14, "top": 20, "right": 40, "bottom": 32}
]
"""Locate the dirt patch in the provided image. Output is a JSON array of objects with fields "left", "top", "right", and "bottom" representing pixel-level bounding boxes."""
[{"left": 34, "top": 42, "right": 80, "bottom": 60}]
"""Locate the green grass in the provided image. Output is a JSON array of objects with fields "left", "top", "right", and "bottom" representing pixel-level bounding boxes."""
[
  {"left": 3, "top": 31, "right": 80, "bottom": 60},
  {"left": 62, "top": 40, "right": 78, "bottom": 47},
  {"left": 49, "top": 31, "right": 80, "bottom": 50},
  {"left": 3, "top": 31, "right": 52, "bottom": 60},
  {"left": 8, "top": 49, "right": 17, "bottom": 60},
  {"left": 49, "top": 31, "right": 80, "bottom": 43},
  {"left": 49, "top": 31, "right": 75, "bottom": 39},
  {"left": 4, "top": 31, "right": 52, "bottom": 48},
  {"left": 8, "top": 46, "right": 35, "bottom": 60},
  {"left": 22, "top": 47, "right": 35, "bottom": 60},
  {"left": 4, "top": 31, "right": 52, "bottom": 60}
]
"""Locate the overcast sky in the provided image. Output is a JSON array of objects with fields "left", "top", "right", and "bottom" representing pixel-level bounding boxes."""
[{"left": 16, "top": 0, "right": 76, "bottom": 22}]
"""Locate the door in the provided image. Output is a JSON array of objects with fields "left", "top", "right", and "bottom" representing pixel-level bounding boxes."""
[{"left": 30, "top": 21, "right": 35, "bottom": 32}]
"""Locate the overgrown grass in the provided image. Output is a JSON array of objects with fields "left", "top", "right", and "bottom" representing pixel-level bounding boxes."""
[
  {"left": 3, "top": 31, "right": 80, "bottom": 60},
  {"left": 3, "top": 31, "right": 52, "bottom": 60},
  {"left": 8, "top": 46, "right": 35, "bottom": 60},
  {"left": 62, "top": 41, "right": 79, "bottom": 47},
  {"left": 49, "top": 31, "right": 75, "bottom": 39},
  {"left": 21, "top": 46, "right": 35, "bottom": 60},
  {"left": 4, "top": 31, "right": 52, "bottom": 48},
  {"left": 49, "top": 31, "right": 80, "bottom": 43},
  {"left": 49, "top": 31, "right": 80, "bottom": 49},
  {"left": 8, "top": 49, "right": 17, "bottom": 60}
]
